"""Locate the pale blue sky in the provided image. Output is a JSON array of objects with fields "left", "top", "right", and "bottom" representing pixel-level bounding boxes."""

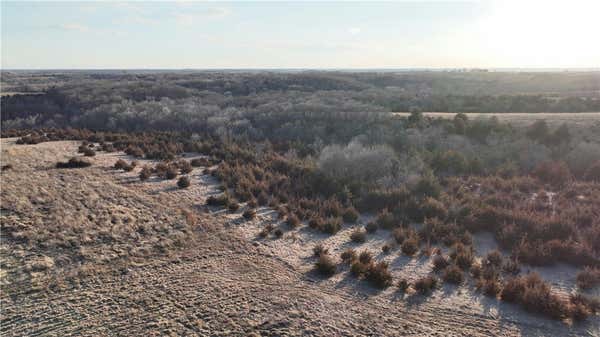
[{"left": 2, "top": 1, "right": 599, "bottom": 69}]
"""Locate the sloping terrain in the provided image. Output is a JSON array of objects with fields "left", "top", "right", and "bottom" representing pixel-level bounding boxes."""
[{"left": 1, "top": 139, "right": 597, "bottom": 336}]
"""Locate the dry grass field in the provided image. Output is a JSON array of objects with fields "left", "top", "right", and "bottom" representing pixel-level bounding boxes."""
[
  {"left": 1, "top": 138, "right": 598, "bottom": 336},
  {"left": 393, "top": 112, "right": 600, "bottom": 127}
]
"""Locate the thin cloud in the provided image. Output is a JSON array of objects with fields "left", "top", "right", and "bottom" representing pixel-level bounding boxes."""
[
  {"left": 173, "top": 7, "right": 231, "bottom": 25},
  {"left": 57, "top": 23, "right": 89, "bottom": 32},
  {"left": 348, "top": 27, "right": 361, "bottom": 35}
]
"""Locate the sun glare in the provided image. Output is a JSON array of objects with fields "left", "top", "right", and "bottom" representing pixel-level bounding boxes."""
[{"left": 480, "top": 1, "right": 600, "bottom": 68}]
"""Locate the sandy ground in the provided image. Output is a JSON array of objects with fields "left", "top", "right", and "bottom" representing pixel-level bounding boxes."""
[
  {"left": 1, "top": 138, "right": 598, "bottom": 336},
  {"left": 393, "top": 112, "right": 600, "bottom": 126}
]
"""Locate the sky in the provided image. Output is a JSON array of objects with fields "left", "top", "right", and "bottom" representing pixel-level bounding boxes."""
[{"left": 1, "top": 1, "right": 599, "bottom": 69}]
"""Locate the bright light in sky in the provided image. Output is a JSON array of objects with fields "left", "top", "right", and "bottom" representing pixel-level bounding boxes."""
[
  {"left": 1, "top": 1, "right": 598, "bottom": 69},
  {"left": 476, "top": 0, "right": 600, "bottom": 68}
]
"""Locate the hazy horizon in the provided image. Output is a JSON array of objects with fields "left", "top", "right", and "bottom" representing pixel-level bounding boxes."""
[{"left": 2, "top": 1, "right": 599, "bottom": 70}]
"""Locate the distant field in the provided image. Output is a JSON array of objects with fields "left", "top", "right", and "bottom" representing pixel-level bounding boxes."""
[
  {"left": 0, "top": 92, "right": 44, "bottom": 97},
  {"left": 393, "top": 112, "right": 600, "bottom": 126}
]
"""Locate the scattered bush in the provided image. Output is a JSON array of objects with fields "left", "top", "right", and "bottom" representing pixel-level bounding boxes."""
[
  {"left": 114, "top": 159, "right": 128, "bottom": 170},
  {"left": 313, "top": 243, "right": 329, "bottom": 257},
  {"left": 286, "top": 214, "right": 300, "bottom": 228},
  {"left": 414, "top": 275, "right": 438, "bottom": 294},
  {"left": 191, "top": 158, "right": 210, "bottom": 167},
  {"left": 397, "top": 279, "right": 409, "bottom": 293},
  {"left": 392, "top": 227, "right": 407, "bottom": 244},
  {"left": 228, "top": 201, "right": 240, "bottom": 212},
  {"left": 350, "top": 228, "right": 367, "bottom": 243},
  {"left": 432, "top": 255, "right": 450, "bottom": 272},
  {"left": 450, "top": 243, "right": 473, "bottom": 270},
  {"left": 165, "top": 167, "right": 178, "bottom": 179},
  {"left": 576, "top": 267, "right": 600, "bottom": 289},
  {"left": 382, "top": 244, "right": 391, "bottom": 254},
  {"left": 502, "top": 259, "right": 521, "bottom": 275},
  {"left": 401, "top": 237, "right": 419, "bottom": 256},
  {"left": 177, "top": 176, "right": 191, "bottom": 188},
  {"left": 315, "top": 254, "right": 337, "bottom": 277},
  {"left": 351, "top": 260, "right": 369, "bottom": 277},
  {"left": 342, "top": 207, "right": 360, "bottom": 223},
  {"left": 365, "top": 222, "right": 378, "bottom": 233},
  {"left": 56, "top": 157, "right": 91, "bottom": 169},
  {"left": 376, "top": 209, "right": 396, "bottom": 229},
  {"left": 178, "top": 160, "right": 193, "bottom": 174},
  {"left": 442, "top": 265, "right": 464, "bottom": 284},
  {"left": 570, "top": 293, "right": 600, "bottom": 315},
  {"left": 359, "top": 250, "right": 373, "bottom": 264},
  {"left": 273, "top": 228, "right": 283, "bottom": 238},
  {"left": 320, "top": 218, "right": 342, "bottom": 234},
  {"left": 83, "top": 148, "right": 96, "bottom": 157},
  {"left": 583, "top": 160, "right": 600, "bottom": 182},
  {"left": 484, "top": 250, "right": 503, "bottom": 267},
  {"left": 478, "top": 278, "right": 502, "bottom": 297},
  {"left": 341, "top": 248, "right": 357, "bottom": 263},
  {"left": 365, "top": 261, "right": 393, "bottom": 288},
  {"left": 501, "top": 273, "right": 570, "bottom": 320},
  {"left": 532, "top": 161, "right": 572, "bottom": 187},
  {"left": 139, "top": 166, "right": 152, "bottom": 181},
  {"left": 259, "top": 225, "right": 273, "bottom": 238},
  {"left": 470, "top": 262, "right": 482, "bottom": 279},
  {"left": 412, "top": 172, "right": 442, "bottom": 199},
  {"left": 2, "top": 164, "right": 13, "bottom": 171},
  {"left": 243, "top": 208, "right": 257, "bottom": 220},
  {"left": 206, "top": 194, "right": 230, "bottom": 207}
]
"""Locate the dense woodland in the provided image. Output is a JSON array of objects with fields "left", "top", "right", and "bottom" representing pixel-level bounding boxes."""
[
  {"left": 2, "top": 70, "right": 600, "bottom": 321},
  {"left": 2, "top": 71, "right": 600, "bottom": 132}
]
